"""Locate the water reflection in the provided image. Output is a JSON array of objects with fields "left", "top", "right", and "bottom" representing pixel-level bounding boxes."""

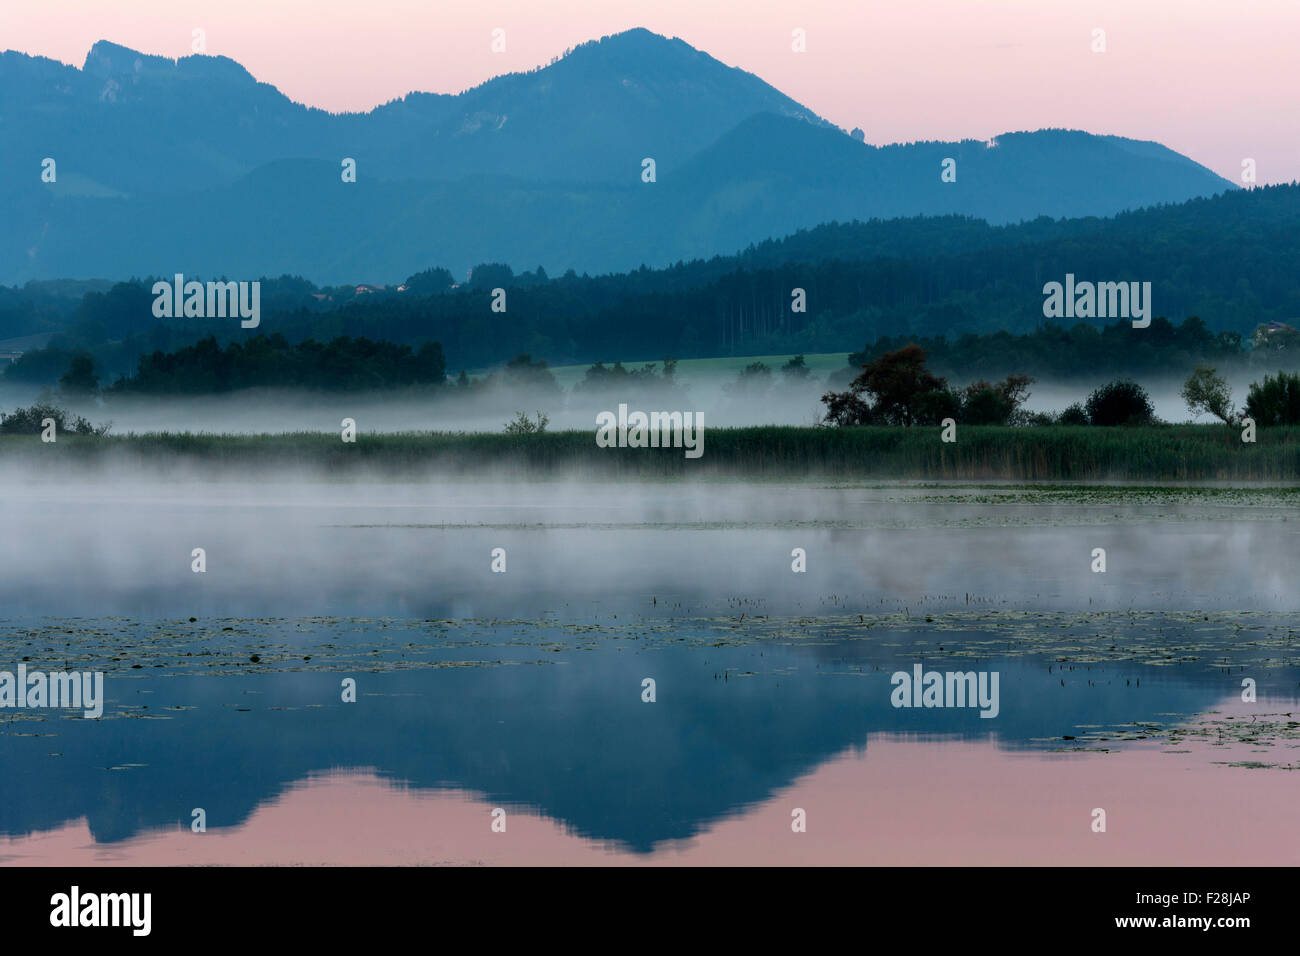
[
  {"left": 1, "top": 619, "right": 1295, "bottom": 862},
  {"left": 5, "top": 714, "right": 1296, "bottom": 866}
]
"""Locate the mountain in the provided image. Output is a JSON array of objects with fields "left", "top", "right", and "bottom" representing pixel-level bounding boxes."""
[
  {"left": 0, "top": 29, "right": 825, "bottom": 195},
  {"left": 0, "top": 28, "right": 1235, "bottom": 284}
]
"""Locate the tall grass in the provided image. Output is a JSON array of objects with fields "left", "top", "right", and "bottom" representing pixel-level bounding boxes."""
[{"left": 2, "top": 425, "right": 1297, "bottom": 480}]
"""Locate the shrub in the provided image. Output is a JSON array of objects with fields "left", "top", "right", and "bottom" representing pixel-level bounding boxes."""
[
  {"left": 1058, "top": 402, "right": 1089, "bottom": 425},
  {"left": 1085, "top": 380, "right": 1156, "bottom": 426},
  {"left": 0, "top": 401, "right": 110, "bottom": 436},
  {"left": 960, "top": 374, "right": 1035, "bottom": 425},
  {"left": 503, "top": 410, "right": 549, "bottom": 435},
  {"left": 819, "top": 388, "right": 875, "bottom": 426},
  {"left": 1244, "top": 371, "right": 1300, "bottom": 426},
  {"left": 1020, "top": 410, "right": 1058, "bottom": 426}
]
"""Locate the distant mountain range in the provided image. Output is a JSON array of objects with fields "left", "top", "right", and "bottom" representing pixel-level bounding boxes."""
[{"left": 1, "top": 27, "right": 1235, "bottom": 284}]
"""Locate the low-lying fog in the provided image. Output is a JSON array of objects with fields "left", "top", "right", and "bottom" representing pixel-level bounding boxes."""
[
  {"left": 0, "top": 475, "right": 1294, "bottom": 619},
  {"left": 0, "top": 370, "right": 1245, "bottom": 434}
]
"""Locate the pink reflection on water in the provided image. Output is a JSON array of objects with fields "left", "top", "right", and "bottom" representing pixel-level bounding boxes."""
[{"left": 4, "top": 698, "right": 1296, "bottom": 866}]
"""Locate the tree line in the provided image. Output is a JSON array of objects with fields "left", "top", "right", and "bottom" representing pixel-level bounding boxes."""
[
  {"left": 822, "top": 344, "right": 1300, "bottom": 427},
  {"left": 2, "top": 183, "right": 1299, "bottom": 378},
  {"left": 55, "top": 334, "right": 449, "bottom": 395}
]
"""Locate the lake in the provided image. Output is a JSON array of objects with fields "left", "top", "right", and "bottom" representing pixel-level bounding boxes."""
[{"left": 1, "top": 479, "right": 1297, "bottom": 865}]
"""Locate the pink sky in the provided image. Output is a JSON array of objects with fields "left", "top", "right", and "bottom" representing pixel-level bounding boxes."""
[{"left": 3, "top": 0, "right": 1298, "bottom": 185}]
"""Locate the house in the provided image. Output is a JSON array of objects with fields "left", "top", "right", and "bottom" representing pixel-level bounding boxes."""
[{"left": 1252, "top": 321, "right": 1300, "bottom": 349}]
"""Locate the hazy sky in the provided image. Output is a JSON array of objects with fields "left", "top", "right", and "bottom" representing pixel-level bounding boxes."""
[{"left": 4, "top": 0, "right": 1297, "bottom": 184}]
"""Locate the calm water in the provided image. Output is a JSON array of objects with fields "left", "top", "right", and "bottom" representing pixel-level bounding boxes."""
[{"left": 1, "top": 479, "right": 1297, "bottom": 864}]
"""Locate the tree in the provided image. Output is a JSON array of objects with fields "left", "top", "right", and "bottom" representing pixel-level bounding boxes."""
[
  {"left": 781, "top": 354, "right": 811, "bottom": 381},
  {"left": 960, "top": 374, "right": 1035, "bottom": 425},
  {"left": 916, "top": 388, "right": 962, "bottom": 425},
  {"left": 401, "top": 266, "right": 456, "bottom": 294},
  {"left": 467, "top": 262, "right": 515, "bottom": 291},
  {"left": 1244, "top": 371, "right": 1300, "bottom": 426},
  {"left": 57, "top": 354, "right": 100, "bottom": 397},
  {"left": 820, "top": 388, "right": 875, "bottom": 426},
  {"left": 1181, "top": 364, "right": 1235, "bottom": 424},
  {"left": 497, "top": 353, "right": 561, "bottom": 394},
  {"left": 726, "top": 361, "right": 773, "bottom": 397},
  {"left": 1085, "top": 380, "right": 1156, "bottom": 426},
  {"left": 824, "top": 344, "right": 951, "bottom": 426}
]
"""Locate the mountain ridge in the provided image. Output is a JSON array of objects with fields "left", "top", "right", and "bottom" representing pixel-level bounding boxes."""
[{"left": 0, "top": 28, "right": 1236, "bottom": 283}]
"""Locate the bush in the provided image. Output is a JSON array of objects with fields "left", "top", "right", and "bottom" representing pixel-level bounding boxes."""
[
  {"left": 503, "top": 410, "right": 549, "bottom": 435},
  {"left": 1058, "top": 402, "right": 1089, "bottom": 425},
  {"left": 960, "top": 374, "right": 1034, "bottom": 426},
  {"left": 0, "top": 401, "right": 110, "bottom": 436},
  {"left": 1085, "top": 380, "right": 1156, "bottom": 426},
  {"left": 1020, "top": 410, "right": 1058, "bottom": 426},
  {"left": 819, "top": 388, "right": 875, "bottom": 426},
  {"left": 1244, "top": 371, "right": 1300, "bottom": 426}
]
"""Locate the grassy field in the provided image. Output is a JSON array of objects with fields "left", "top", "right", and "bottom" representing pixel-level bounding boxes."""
[{"left": 3, "top": 424, "right": 1298, "bottom": 481}]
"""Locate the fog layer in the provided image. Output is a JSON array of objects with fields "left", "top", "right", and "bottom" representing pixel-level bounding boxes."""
[{"left": 0, "top": 475, "right": 1294, "bottom": 619}]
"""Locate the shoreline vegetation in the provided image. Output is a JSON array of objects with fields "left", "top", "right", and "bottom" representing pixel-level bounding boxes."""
[{"left": 2, "top": 425, "right": 1297, "bottom": 481}]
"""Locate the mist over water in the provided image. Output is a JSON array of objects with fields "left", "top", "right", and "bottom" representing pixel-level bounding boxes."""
[{"left": 0, "top": 472, "right": 1295, "bottom": 619}]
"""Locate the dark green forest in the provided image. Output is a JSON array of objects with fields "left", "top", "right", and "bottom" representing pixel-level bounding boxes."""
[
  {"left": 104, "top": 334, "right": 448, "bottom": 393},
  {"left": 2, "top": 182, "right": 1298, "bottom": 383},
  {"left": 838, "top": 315, "right": 1258, "bottom": 384}
]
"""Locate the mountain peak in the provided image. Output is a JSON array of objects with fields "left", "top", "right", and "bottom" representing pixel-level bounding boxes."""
[
  {"left": 81, "top": 40, "right": 253, "bottom": 84},
  {"left": 82, "top": 40, "right": 174, "bottom": 77},
  {"left": 559, "top": 27, "right": 717, "bottom": 70}
]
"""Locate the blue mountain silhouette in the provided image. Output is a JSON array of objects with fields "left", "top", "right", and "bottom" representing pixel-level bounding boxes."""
[{"left": 0, "top": 28, "right": 1233, "bottom": 283}]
